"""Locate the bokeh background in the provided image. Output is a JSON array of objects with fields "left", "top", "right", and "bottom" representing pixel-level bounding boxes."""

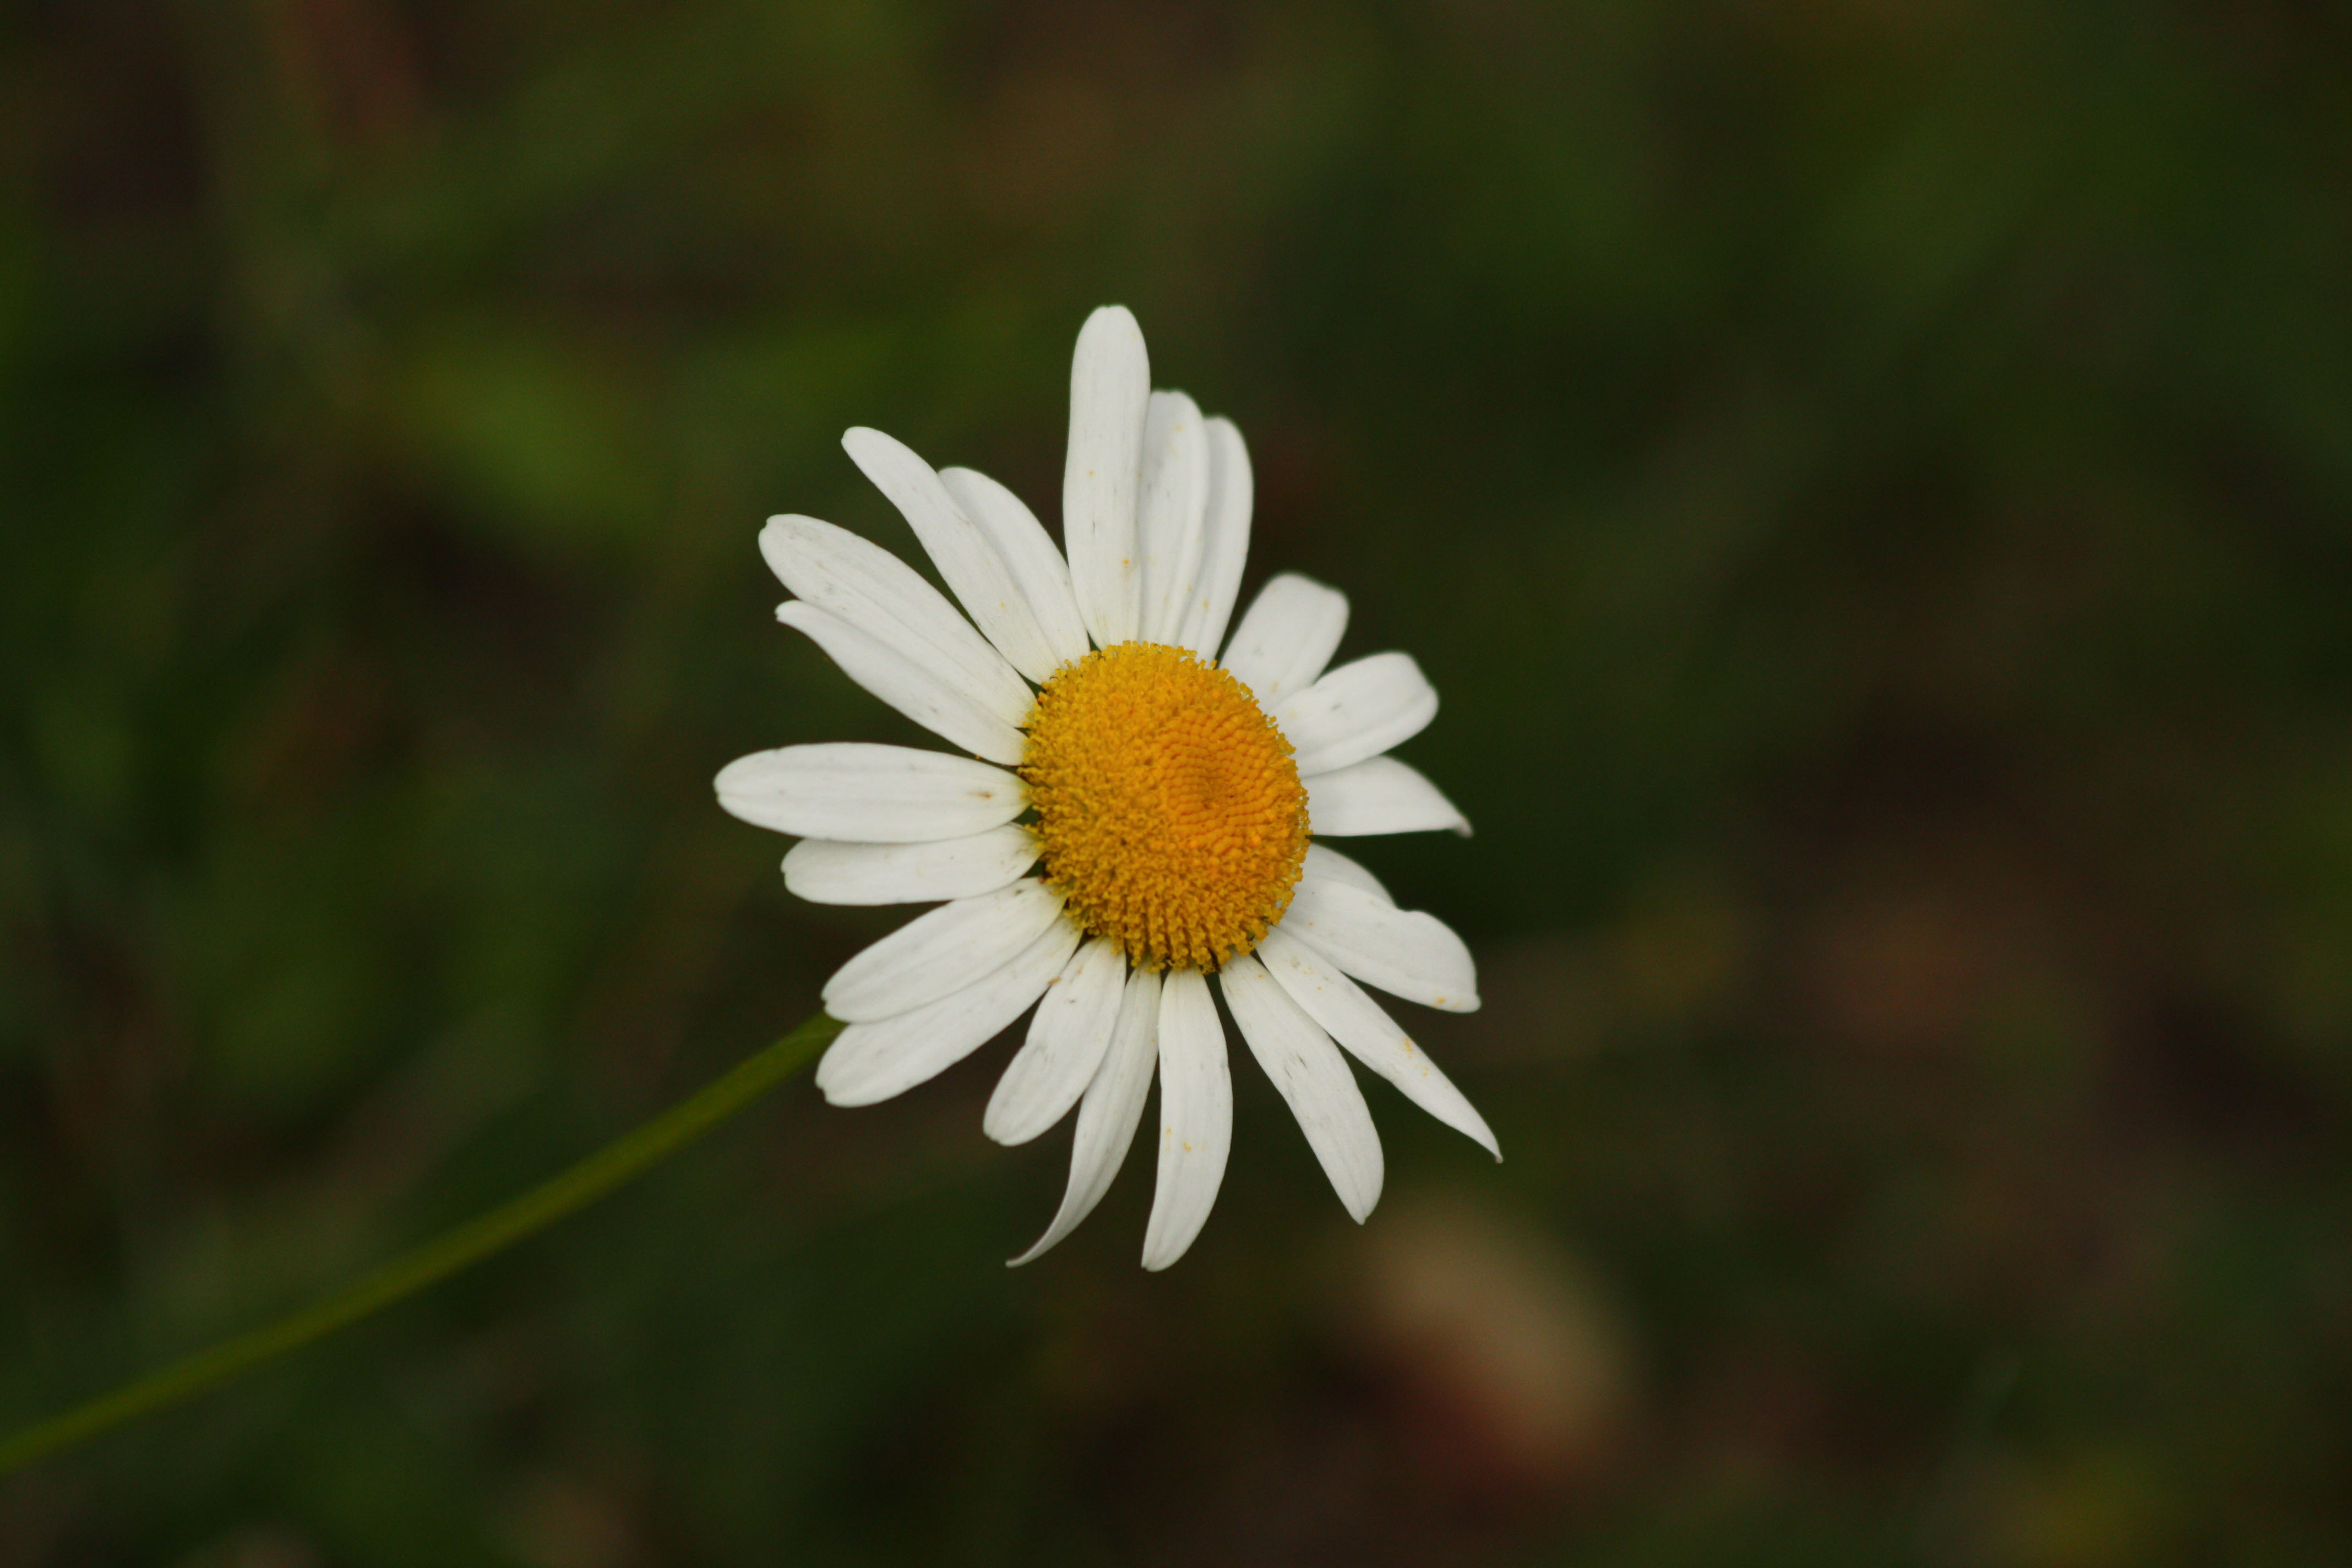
[{"left": 7, "top": 1, "right": 2352, "bottom": 1563}]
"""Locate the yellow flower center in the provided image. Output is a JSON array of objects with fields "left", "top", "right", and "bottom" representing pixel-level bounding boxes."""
[{"left": 1021, "top": 641, "right": 1311, "bottom": 972}]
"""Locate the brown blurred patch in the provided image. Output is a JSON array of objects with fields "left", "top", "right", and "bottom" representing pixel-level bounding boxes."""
[
  {"left": 500, "top": 1469, "right": 641, "bottom": 1568},
  {"left": 1679, "top": 1330, "right": 1843, "bottom": 1489},
  {"left": 268, "top": 0, "right": 426, "bottom": 150},
  {"left": 1974, "top": 1444, "right": 2188, "bottom": 1568},
  {"left": 1787, "top": 811, "right": 2078, "bottom": 1064},
  {"left": 957, "top": 71, "right": 1122, "bottom": 225},
  {"left": 952, "top": 2, "right": 1237, "bottom": 227},
  {"left": 1334, "top": 1193, "right": 1638, "bottom": 1506},
  {"left": 1804, "top": 875, "right": 2001, "bottom": 1058},
  {"left": 217, "top": 647, "right": 395, "bottom": 821}
]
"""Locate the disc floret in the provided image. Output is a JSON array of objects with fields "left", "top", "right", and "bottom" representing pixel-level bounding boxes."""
[{"left": 1020, "top": 643, "right": 1311, "bottom": 971}]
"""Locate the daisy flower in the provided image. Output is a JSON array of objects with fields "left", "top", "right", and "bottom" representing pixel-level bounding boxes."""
[{"left": 716, "top": 307, "right": 1496, "bottom": 1269}]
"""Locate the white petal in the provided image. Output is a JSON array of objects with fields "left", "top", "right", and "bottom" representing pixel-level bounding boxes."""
[
  {"left": 1174, "top": 417, "right": 1253, "bottom": 657},
  {"left": 1305, "top": 755, "right": 1470, "bottom": 837},
  {"left": 782, "top": 827, "right": 1037, "bottom": 906},
  {"left": 1220, "top": 573, "right": 1348, "bottom": 705},
  {"left": 821, "top": 878, "right": 1068, "bottom": 1022},
  {"left": 715, "top": 744, "right": 1023, "bottom": 842},
  {"left": 1277, "top": 652, "right": 1439, "bottom": 777},
  {"left": 1256, "top": 927, "right": 1499, "bottom": 1159},
  {"left": 937, "top": 465, "right": 1090, "bottom": 678},
  {"left": 842, "top": 427, "right": 1068, "bottom": 687},
  {"left": 1302, "top": 842, "right": 1392, "bottom": 904},
  {"left": 1141, "top": 968, "right": 1232, "bottom": 1271},
  {"left": 984, "top": 936, "right": 1128, "bottom": 1145},
  {"left": 1219, "top": 954, "right": 1383, "bottom": 1223},
  {"left": 1280, "top": 879, "right": 1480, "bottom": 1012},
  {"left": 1135, "top": 390, "right": 1211, "bottom": 646},
  {"left": 776, "top": 601, "right": 1026, "bottom": 765},
  {"left": 1062, "top": 306, "right": 1149, "bottom": 648},
  {"left": 759, "top": 515, "right": 1031, "bottom": 726},
  {"left": 815, "top": 920, "right": 1081, "bottom": 1106},
  {"left": 1009, "top": 967, "right": 1161, "bottom": 1266}
]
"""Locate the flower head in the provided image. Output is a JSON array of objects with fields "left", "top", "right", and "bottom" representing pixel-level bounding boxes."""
[{"left": 717, "top": 307, "right": 1495, "bottom": 1269}]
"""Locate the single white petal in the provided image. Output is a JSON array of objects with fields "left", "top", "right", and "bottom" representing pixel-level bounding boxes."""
[
  {"left": 782, "top": 826, "right": 1037, "bottom": 906},
  {"left": 843, "top": 427, "right": 1068, "bottom": 687},
  {"left": 1280, "top": 878, "right": 1480, "bottom": 1012},
  {"left": 1063, "top": 306, "right": 1149, "bottom": 648},
  {"left": 821, "top": 878, "right": 1068, "bottom": 1023},
  {"left": 1135, "top": 390, "right": 1211, "bottom": 646},
  {"left": 715, "top": 744, "right": 1023, "bottom": 842},
  {"left": 815, "top": 920, "right": 1081, "bottom": 1106},
  {"left": 1174, "top": 417, "right": 1253, "bottom": 657},
  {"left": 1277, "top": 652, "right": 1439, "bottom": 777},
  {"left": 1220, "top": 573, "right": 1348, "bottom": 705},
  {"left": 1256, "top": 927, "right": 1499, "bottom": 1159},
  {"left": 1219, "top": 954, "right": 1384, "bottom": 1223},
  {"left": 776, "top": 602, "right": 1026, "bottom": 765},
  {"left": 937, "top": 465, "right": 1090, "bottom": 677},
  {"left": 759, "top": 515, "right": 1032, "bottom": 726},
  {"left": 1302, "top": 842, "right": 1392, "bottom": 904},
  {"left": 1141, "top": 968, "right": 1233, "bottom": 1271},
  {"left": 984, "top": 935, "right": 1128, "bottom": 1145},
  {"left": 1305, "top": 755, "right": 1471, "bottom": 837},
  {"left": 1009, "top": 967, "right": 1161, "bottom": 1266}
]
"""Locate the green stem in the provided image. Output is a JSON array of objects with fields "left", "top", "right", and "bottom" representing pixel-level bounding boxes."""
[{"left": 0, "top": 1010, "right": 844, "bottom": 1477}]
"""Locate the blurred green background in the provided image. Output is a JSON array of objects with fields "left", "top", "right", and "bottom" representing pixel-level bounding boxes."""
[{"left": 7, "top": 1, "right": 2352, "bottom": 1563}]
